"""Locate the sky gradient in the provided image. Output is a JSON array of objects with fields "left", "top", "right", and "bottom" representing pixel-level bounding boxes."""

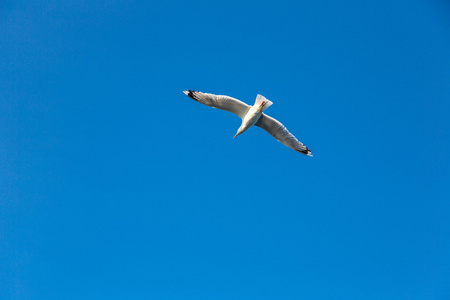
[{"left": 1, "top": 0, "right": 450, "bottom": 299}]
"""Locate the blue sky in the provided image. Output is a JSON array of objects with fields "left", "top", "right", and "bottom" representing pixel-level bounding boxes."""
[{"left": 1, "top": 0, "right": 449, "bottom": 299}]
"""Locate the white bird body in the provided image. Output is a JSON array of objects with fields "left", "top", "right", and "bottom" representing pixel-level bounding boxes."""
[
  {"left": 183, "top": 90, "right": 313, "bottom": 156},
  {"left": 234, "top": 94, "right": 273, "bottom": 138}
]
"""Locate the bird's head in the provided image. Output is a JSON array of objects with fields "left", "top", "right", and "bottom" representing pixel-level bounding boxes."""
[{"left": 233, "top": 128, "right": 244, "bottom": 138}]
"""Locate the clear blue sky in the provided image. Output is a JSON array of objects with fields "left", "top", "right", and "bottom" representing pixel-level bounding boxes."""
[{"left": 1, "top": 1, "right": 449, "bottom": 299}]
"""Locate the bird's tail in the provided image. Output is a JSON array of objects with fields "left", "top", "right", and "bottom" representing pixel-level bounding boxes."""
[{"left": 254, "top": 94, "right": 273, "bottom": 112}]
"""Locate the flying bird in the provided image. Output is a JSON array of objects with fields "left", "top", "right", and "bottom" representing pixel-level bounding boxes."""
[{"left": 183, "top": 90, "right": 313, "bottom": 156}]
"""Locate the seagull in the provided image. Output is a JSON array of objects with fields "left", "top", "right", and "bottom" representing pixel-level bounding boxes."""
[{"left": 183, "top": 90, "right": 313, "bottom": 156}]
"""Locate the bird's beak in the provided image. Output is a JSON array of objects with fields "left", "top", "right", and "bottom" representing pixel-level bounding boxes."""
[{"left": 233, "top": 134, "right": 237, "bottom": 139}]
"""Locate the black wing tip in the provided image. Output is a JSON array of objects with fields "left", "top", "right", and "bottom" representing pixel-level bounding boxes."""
[
  {"left": 297, "top": 148, "right": 313, "bottom": 157},
  {"left": 183, "top": 90, "right": 200, "bottom": 101}
]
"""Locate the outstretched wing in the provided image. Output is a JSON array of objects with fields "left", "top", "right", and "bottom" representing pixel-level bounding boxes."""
[
  {"left": 255, "top": 114, "right": 313, "bottom": 156},
  {"left": 184, "top": 90, "right": 250, "bottom": 119}
]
